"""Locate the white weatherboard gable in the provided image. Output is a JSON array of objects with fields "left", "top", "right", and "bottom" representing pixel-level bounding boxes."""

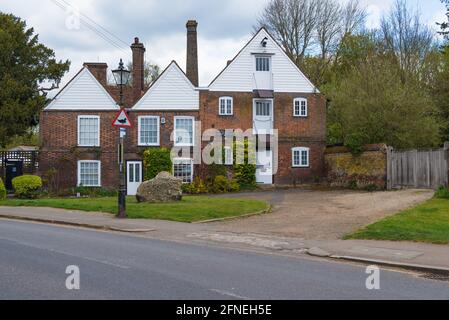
[
  {"left": 133, "top": 62, "right": 199, "bottom": 110},
  {"left": 209, "top": 29, "right": 318, "bottom": 93},
  {"left": 45, "top": 68, "right": 118, "bottom": 110}
]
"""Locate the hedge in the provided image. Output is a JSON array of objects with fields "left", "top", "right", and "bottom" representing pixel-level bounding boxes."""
[
  {"left": 143, "top": 148, "right": 173, "bottom": 181},
  {"left": 12, "top": 175, "right": 43, "bottom": 199},
  {"left": 0, "top": 178, "right": 6, "bottom": 200}
]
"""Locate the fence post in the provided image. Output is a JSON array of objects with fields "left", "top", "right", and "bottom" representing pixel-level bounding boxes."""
[
  {"left": 386, "top": 146, "right": 393, "bottom": 190},
  {"left": 444, "top": 142, "right": 449, "bottom": 187}
]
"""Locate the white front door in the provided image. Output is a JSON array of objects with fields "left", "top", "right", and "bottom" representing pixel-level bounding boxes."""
[
  {"left": 256, "top": 150, "right": 273, "bottom": 184},
  {"left": 127, "top": 161, "right": 143, "bottom": 196},
  {"left": 253, "top": 100, "right": 273, "bottom": 134}
]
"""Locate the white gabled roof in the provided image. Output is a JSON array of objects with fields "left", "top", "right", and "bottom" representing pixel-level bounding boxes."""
[
  {"left": 133, "top": 61, "right": 199, "bottom": 110},
  {"left": 45, "top": 67, "right": 118, "bottom": 110},
  {"left": 208, "top": 28, "right": 318, "bottom": 93}
]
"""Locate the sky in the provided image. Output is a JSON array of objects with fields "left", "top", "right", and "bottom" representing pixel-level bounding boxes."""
[{"left": 1, "top": 0, "right": 447, "bottom": 92}]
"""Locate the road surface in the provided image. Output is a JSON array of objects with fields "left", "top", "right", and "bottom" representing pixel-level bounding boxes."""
[{"left": 1, "top": 219, "right": 448, "bottom": 300}]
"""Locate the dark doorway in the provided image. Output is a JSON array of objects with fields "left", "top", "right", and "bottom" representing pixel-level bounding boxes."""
[{"left": 5, "top": 161, "right": 23, "bottom": 191}]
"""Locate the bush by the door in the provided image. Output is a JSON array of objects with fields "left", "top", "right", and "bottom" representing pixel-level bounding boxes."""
[
  {"left": 12, "top": 175, "right": 42, "bottom": 199},
  {"left": 143, "top": 148, "right": 173, "bottom": 181},
  {"left": 0, "top": 178, "right": 6, "bottom": 200}
]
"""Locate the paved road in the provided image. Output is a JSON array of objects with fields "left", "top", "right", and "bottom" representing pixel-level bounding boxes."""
[{"left": 1, "top": 220, "right": 449, "bottom": 300}]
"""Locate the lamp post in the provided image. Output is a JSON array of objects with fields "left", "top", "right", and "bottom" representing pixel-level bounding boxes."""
[{"left": 112, "top": 59, "right": 131, "bottom": 219}]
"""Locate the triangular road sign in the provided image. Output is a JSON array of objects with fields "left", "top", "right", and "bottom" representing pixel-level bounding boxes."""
[{"left": 112, "top": 109, "right": 132, "bottom": 128}]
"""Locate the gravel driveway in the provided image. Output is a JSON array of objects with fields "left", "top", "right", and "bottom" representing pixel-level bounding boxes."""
[{"left": 208, "top": 189, "right": 434, "bottom": 240}]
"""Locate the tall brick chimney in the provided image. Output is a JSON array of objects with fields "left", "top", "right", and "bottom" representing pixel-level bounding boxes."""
[
  {"left": 83, "top": 62, "right": 108, "bottom": 85},
  {"left": 131, "top": 37, "right": 146, "bottom": 102},
  {"left": 186, "top": 20, "right": 199, "bottom": 87}
]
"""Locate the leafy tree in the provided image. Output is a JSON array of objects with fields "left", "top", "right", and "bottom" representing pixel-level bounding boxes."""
[
  {"left": 438, "top": 0, "right": 449, "bottom": 38},
  {"left": 0, "top": 13, "right": 70, "bottom": 147},
  {"left": 326, "top": 56, "right": 440, "bottom": 149},
  {"left": 126, "top": 61, "right": 161, "bottom": 87}
]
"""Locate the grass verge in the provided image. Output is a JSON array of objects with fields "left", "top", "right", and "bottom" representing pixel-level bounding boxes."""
[
  {"left": 345, "top": 198, "right": 449, "bottom": 244},
  {"left": 0, "top": 196, "right": 269, "bottom": 223}
]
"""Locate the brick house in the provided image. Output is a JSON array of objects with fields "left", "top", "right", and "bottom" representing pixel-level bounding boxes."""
[{"left": 39, "top": 21, "right": 326, "bottom": 194}]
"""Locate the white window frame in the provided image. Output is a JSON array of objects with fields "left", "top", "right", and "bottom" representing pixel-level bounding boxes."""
[
  {"left": 173, "top": 158, "right": 194, "bottom": 183},
  {"left": 219, "top": 97, "right": 234, "bottom": 116},
  {"left": 77, "top": 115, "right": 100, "bottom": 147},
  {"left": 224, "top": 146, "right": 233, "bottom": 166},
  {"left": 174, "top": 116, "right": 195, "bottom": 147},
  {"left": 255, "top": 56, "right": 271, "bottom": 72},
  {"left": 138, "top": 116, "right": 160, "bottom": 146},
  {"left": 293, "top": 98, "right": 308, "bottom": 117},
  {"left": 292, "top": 147, "right": 310, "bottom": 168},
  {"left": 77, "top": 160, "right": 101, "bottom": 187}
]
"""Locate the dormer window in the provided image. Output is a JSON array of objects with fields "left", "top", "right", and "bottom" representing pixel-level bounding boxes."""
[{"left": 256, "top": 56, "right": 270, "bottom": 72}]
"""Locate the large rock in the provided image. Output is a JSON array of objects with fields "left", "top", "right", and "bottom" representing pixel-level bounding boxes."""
[{"left": 136, "top": 172, "right": 183, "bottom": 203}]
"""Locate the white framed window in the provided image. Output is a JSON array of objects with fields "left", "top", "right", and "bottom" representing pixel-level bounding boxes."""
[
  {"left": 224, "top": 146, "right": 233, "bottom": 166},
  {"left": 174, "top": 116, "right": 195, "bottom": 146},
  {"left": 78, "top": 116, "right": 100, "bottom": 147},
  {"left": 255, "top": 56, "right": 271, "bottom": 72},
  {"left": 138, "top": 116, "right": 160, "bottom": 146},
  {"left": 292, "top": 147, "right": 310, "bottom": 168},
  {"left": 173, "top": 158, "right": 194, "bottom": 183},
  {"left": 255, "top": 100, "right": 272, "bottom": 116},
  {"left": 219, "top": 97, "right": 233, "bottom": 116},
  {"left": 77, "top": 160, "right": 101, "bottom": 187},
  {"left": 294, "top": 98, "right": 308, "bottom": 117}
]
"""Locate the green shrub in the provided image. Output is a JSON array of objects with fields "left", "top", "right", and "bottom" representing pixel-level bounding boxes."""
[
  {"left": 183, "top": 177, "right": 208, "bottom": 195},
  {"left": 435, "top": 187, "right": 449, "bottom": 199},
  {"left": 143, "top": 148, "right": 173, "bottom": 181},
  {"left": 12, "top": 175, "right": 42, "bottom": 199},
  {"left": 345, "top": 133, "right": 365, "bottom": 156},
  {"left": 74, "top": 186, "right": 117, "bottom": 198},
  {"left": 0, "top": 178, "right": 6, "bottom": 200},
  {"left": 233, "top": 139, "right": 256, "bottom": 190},
  {"left": 208, "top": 176, "right": 241, "bottom": 194},
  {"left": 348, "top": 180, "right": 358, "bottom": 190},
  {"left": 234, "top": 164, "right": 257, "bottom": 189},
  {"left": 364, "top": 184, "right": 380, "bottom": 192}
]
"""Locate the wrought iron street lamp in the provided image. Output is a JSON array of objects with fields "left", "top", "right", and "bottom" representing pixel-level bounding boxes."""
[{"left": 112, "top": 59, "right": 131, "bottom": 219}]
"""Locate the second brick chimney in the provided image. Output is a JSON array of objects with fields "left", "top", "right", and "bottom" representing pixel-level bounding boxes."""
[
  {"left": 131, "top": 37, "right": 146, "bottom": 102},
  {"left": 83, "top": 62, "right": 108, "bottom": 86},
  {"left": 186, "top": 20, "right": 199, "bottom": 87}
]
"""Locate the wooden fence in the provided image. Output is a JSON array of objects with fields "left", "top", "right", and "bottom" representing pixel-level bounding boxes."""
[{"left": 387, "top": 144, "right": 449, "bottom": 190}]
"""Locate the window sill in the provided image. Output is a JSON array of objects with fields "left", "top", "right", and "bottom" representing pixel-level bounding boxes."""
[{"left": 292, "top": 166, "right": 310, "bottom": 169}]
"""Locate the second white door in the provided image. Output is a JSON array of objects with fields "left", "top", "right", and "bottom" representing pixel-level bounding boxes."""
[{"left": 127, "top": 161, "right": 142, "bottom": 196}]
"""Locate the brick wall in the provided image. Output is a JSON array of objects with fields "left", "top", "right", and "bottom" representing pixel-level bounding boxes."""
[
  {"left": 200, "top": 90, "right": 327, "bottom": 184},
  {"left": 40, "top": 91, "right": 327, "bottom": 189},
  {"left": 325, "top": 144, "right": 388, "bottom": 189}
]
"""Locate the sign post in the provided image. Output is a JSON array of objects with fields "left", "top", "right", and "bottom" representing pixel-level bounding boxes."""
[{"left": 113, "top": 109, "right": 132, "bottom": 219}]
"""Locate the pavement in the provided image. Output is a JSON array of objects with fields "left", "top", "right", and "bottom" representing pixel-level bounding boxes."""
[
  {"left": 2, "top": 219, "right": 449, "bottom": 300},
  {"left": 0, "top": 200, "right": 448, "bottom": 274}
]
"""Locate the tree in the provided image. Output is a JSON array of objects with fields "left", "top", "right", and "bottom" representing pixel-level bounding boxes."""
[
  {"left": 379, "top": 0, "right": 435, "bottom": 78},
  {"left": 256, "top": 0, "right": 319, "bottom": 66},
  {"left": 326, "top": 55, "right": 440, "bottom": 150},
  {"left": 256, "top": 0, "right": 366, "bottom": 87},
  {"left": 126, "top": 61, "right": 161, "bottom": 87},
  {"left": 0, "top": 13, "right": 70, "bottom": 147},
  {"left": 437, "top": 0, "right": 449, "bottom": 38}
]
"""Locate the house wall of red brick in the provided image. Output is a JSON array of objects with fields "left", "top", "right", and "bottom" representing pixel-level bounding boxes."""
[{"left": 39, "top": 91, "right": 326, "bottom": 189}]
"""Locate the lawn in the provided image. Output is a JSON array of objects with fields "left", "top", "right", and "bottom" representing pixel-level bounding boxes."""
[
  {"left": 346, "top": 198, "right": 449, "bottom": 244},
  {"left": 0, "top": 196, "right": 269, "bottom": 223}
]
